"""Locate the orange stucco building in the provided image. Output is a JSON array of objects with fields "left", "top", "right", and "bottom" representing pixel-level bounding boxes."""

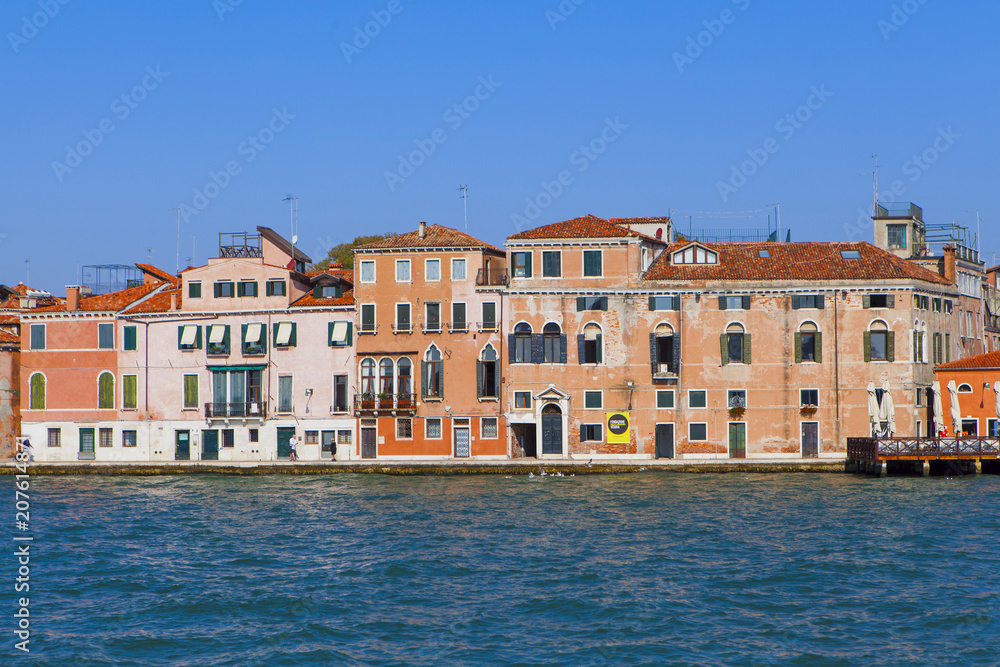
[{"left": 935, "top": 351, "right": 1000, "bottom": 438}]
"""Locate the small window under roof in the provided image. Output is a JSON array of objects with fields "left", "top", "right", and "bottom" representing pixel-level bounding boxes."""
[
  {"left": 841, "top": 250, "right": 862, "bottom": 259},
  {"left": 758, "top": 249, "right": 770, "bottom": 258}
]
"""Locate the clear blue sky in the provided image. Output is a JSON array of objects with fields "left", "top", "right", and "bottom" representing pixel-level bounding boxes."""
[{"left": 4, "top": 0, "right": 998, "bottom": 292}]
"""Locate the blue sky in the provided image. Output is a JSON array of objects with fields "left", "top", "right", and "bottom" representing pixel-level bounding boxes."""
[{"left": 4, "top": 0, "right": 998, "bottom": 292}]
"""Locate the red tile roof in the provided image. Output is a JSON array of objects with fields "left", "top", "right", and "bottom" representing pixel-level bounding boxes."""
[
  {"left": 357, "top": 224, "right": 503, "bottom": 253},
  {"left": 0, "top": 330, "right": 19, "bottom": 347},
  {"left": 290, "top": 288, "right": 354, "bottom": 308},
  {"left": 304, "top": 267, "right": 354, "bottom": 286},
  {"left": 121, "top": 287, "right": 181, "bottom": 314},
  {"left": 0, "top": 314, "right": 20, "bottom": 324},
  {"left": 0, "top": 284, "right": 61, "bottom": 310},
  {"left": 135, "top": 263, "right": 177, "bottom": 284},
  {"left": 642, "top": 241, "right": 953, "bottom": 286},
  {"left": 30, "top": 283, "right": 165, "bottom": 314},
  {"left": 508, "top": 215, "right": 663, "bottom": 243},
  {"left": 936, "top": 350, "right": 1000, "bottom": 371}
]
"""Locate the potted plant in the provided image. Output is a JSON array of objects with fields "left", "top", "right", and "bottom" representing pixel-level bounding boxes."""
[
  {"left": 378, "top": 392, "right": 393, "bottom": 409},
  {"left": 729, "top": 406, "right": 746, "bottom": 420},
  {"left": 397, "top": 392, "right": 412, "bottom": 409},
  {"left": 361, "top": 392, "right": 376, "bottom": 410},
  {"left": 800, "top": 405, "right": 818, "bottom": 417}
]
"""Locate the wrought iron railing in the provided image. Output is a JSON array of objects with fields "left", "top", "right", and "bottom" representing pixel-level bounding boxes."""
[
  {"left": 204, "top": 401, "right": 267, "bottom": 419},
  {"left": 848, "top": 436, "right": 1000, "bottom": 461},
  {"left": 353, "top": 393, "right": 416, "bottom": 413},
  {"left": 476, "top": 268, "right": 509, "bottom": 287}
]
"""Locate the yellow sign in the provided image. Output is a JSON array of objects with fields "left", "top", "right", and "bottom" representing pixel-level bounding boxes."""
[{"left": 606, "top": 412, "right": 631, "bottom": 444}]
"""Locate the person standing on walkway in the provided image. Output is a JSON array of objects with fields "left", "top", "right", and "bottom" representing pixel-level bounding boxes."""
[{"left": 288, "top": 434, "right": 298, "bottom": 461}]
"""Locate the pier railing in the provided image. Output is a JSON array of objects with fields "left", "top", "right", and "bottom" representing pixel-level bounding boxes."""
[{"left": 848, "top": 436, "right": 1000, "bottom": 461}]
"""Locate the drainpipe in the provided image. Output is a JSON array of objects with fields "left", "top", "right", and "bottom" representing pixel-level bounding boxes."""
[{"left": 834, "top": 290, "right": 841, "bottom": 448}]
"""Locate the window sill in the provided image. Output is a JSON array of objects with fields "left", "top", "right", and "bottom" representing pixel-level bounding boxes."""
[
  {"left": 182, "top": 408, "right": 199, "bottom": 412},
  {"left": 423, "top": 397, "right": 443, "bottom": 402},
  {"left": 478, "top": 397, "right": 499, "bottom": 402}
]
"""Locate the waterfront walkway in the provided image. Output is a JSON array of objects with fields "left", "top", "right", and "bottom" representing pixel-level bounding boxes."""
[{"left": 847, "top": 436, "right": 1000, "bottom": 476}]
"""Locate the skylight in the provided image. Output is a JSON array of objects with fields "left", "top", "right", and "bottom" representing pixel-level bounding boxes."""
[
  {"left": 758, "top": 249, "right": 770, "bottom": 258},
  {"left": 840, "top": 250, "right": 862, "bottom": 259}
]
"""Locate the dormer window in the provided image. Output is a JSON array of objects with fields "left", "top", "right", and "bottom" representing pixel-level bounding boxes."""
[
  {"left": 672, "top": 244, "right": 718, "bottom": 265},
  {"left": 313, "top": 284, "right": 342, "bottom": 299}
]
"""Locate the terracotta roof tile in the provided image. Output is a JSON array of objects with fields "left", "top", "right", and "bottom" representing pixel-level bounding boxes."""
[
  {"left": 30, "top": 282, "right": 165, "bottom": 314},
  {"left": 936, "top": 350, "right": 1000, "bottom": 370},
  {"left": 642, "top": 241, "right": 953, "bottom": 286},
  {"left": 290, "top": 287, "right": 354, "bottom": 308},
  {"left": 508, "top": 215, "right": 663, "bottom": 243},
  {"left": 304, "top": 267, "right": 354, "bottom": 285},
  {"left": 357, "top": 224, "right": 503, "bottom": 253},
  {"left": 0, "top": 330, "right": 19, "bottom": 346},
  {"left": 135, "top": 263, "right": 178, "bottom": 284},
  {"left": 121, "top": 287, "right": 181, "bottom": 314}
]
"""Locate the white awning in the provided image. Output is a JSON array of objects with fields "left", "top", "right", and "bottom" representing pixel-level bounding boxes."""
[
  {"left": 276, "top": 322, "right": 293, "bottom": 345},
  {"left": 209, "top": 325, "right": 226, "bottom": 344},
  {"left": 330, "top": 321, "right": 348, "bottom": 344},
  {"left": 180, "top": 325, "right": 198, "bottom": 346},
  {"left": 245, "top": 323, "right": 262, "bottom": 344}
]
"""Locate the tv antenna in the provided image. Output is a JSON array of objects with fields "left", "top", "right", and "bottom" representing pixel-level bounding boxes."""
[
  {"left": 283, "top": 196, "right": 299, "bottom": 246},
  {"left": 860, "top": 154, "right": 878, "bottom": 213},
  {"left": 169, "top": 207, "right": 181, "bottom": 275},
  {"left": 457, "top": 184, "right": 468, "bottom": 233},
  {"left": 968, "top": 210, "right": 981, "bottom": 251}
]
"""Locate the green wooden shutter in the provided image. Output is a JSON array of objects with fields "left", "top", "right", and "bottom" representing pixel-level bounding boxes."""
[
  {"left": 863, "top": 331, "right": 872, "bottom": 362},
  {"left": 721, "top": 334, "right": 729, "bottom": 365},
  {"left": 887, "top": 331, "right": 895, "bottom": 362},
  {"left": 577, "top": 297, "right": 586, "bottom": 311},
  {"left": 946, "top": 334, "right": 950, "bottom": 361},
  {"left": 421, "top": 361, "right": 428, "bottom": 398},
  {"left": 814, "top": 332, "right": 822, "bottom": 363},
  {"left": 476, "top": 361, "right": 484, "bottom": 398},
  {"left": 863, "top": 295, "right": 871, "bottom": 309},
  {"left": 649, "top": 333, "right": 658, "bottom": 371},
  {"left": 178, "top": 326, "right": 183, "bottom": 349},
  {"left": 744, "top": 334, "right": 751, "bottom": 364},
  {"left": 328, "top": 322, "right": 335, "bottom": 347},
  {"left": 195, "top": 326, "right": 202, "bottom": 349},
  {"left": 560, "top": 335, "right": 567, "bottom": 363},
  {"left": 224, "top": 326, "right": 230, "bottom": 354},
  {"left": 30, "top": 374, "right": 45, "bottom": 410},
  {"left": 595, "top": 334, "right": 602, "bottom": 364},
  {"left": 579, "top": 335, "right": 587, "bottom": 365},
  {"left": 792, "top": 295, "right": 800, "bottom": 309},
  {"left": 492, "top": 362, "right": 499, "bottom": 398},
  {"left": 123, "top": 375, "right": 137, "bottom": 409},
  {"left": 672, "top": 296, "right": 680, "bottom": 311},
  {"left": 742, "top": 296, "right": 751, "bottom": 310},
  {"left": 600, "top": 297, "right": 608, "bottom": 311},
  {"left": 241, "top": 324, "right": 247, "bottom": 353},
  {"left": 345, "top": 323, "right": 352, "bottom": 346},
  {"left": 794, "top": 332, "right": 802, "bottom": 363},
  {"left": 439, "top": 361, "right": 444, "bottom": 398},
  {"left": 123, "top": 326, "right": 137, "bottom": 351},
  {"left": 719, "top": 296, "right": 728, "bottom": 310},
  {"left": 98, "top": 373, "right": 114, "bottom": 409},
  {"left": 817, "top": 295, "right": 825, "bottom": 310},
  {"left": 648, "top": 296, "right": 656, "bottom": 311},
  {"left": 887, "top": 295, "right": 895, "bottom": 309}
]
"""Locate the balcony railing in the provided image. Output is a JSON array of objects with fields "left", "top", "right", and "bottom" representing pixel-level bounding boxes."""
[
  {"left": 476, "top": 268, "right": 509, "bottom": 287},
  {"left": 354, "top": 393, "right": 417, "bottom": 415},
  {"left": 392, "top": 323, "right": 413, "bottom": 335},
  {"left": 447, "top": 321, "right": 469, "bottom": 333},
  {"left": 358, "top": 324, "right": 378, "bottom": 335},
  {"left": 204, "top": 401, "right": 268, "bottom": 419},
  {"left": 421, "top": 323, "right": 442, "bottom": 334},
  {"left": 848, "top": 436, "right": 1000, "bottom": 461},
  {"left": 875, "top": 202, "right": 922, "bottom": 221},
  {"left": 477, "top": 321, "right": 498, "bottom": 333},
  {"left": 652, "top": 362, "right": 678, "bottom": 379}
]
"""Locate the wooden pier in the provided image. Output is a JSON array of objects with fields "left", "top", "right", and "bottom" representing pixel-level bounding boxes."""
[{"left": 847, "top": 436, "right": 1000, "bottom": 477}]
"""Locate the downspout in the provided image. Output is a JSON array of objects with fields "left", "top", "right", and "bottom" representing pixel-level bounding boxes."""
[
  {"left": 499, "top": 255, "right": 508, "bottom": 459},
  {"left": 834, "top": 290, "right": 841, "bottom": 448}
]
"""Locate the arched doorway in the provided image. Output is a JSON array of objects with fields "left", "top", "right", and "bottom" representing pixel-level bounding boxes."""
[{"left": 541, "top": 404, "right": 563, "bottom": 456}]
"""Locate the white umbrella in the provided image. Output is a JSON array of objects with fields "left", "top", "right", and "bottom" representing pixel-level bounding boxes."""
[
  {"left": 993, "top": 381, "right": 1000, "bottom": 436},
  {"left": 867, "top": 382, "right": 879, "bottom": 436},
  {"left": 931, "top": 381, "right": 944, "bottom": 436},
  {"left": 947, "top": 379, "right": 961, "bottom": 435},
  {"left": 881, "top": 380, "right": 896, "bottom": 435}
]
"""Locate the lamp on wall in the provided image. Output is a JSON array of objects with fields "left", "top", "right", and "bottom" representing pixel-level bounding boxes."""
[{"left": 981, "top": 382, "right": 991, "bottom": 408}]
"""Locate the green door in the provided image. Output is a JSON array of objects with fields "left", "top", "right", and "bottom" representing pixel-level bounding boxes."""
[
  {"left": 202, "top": 430, "right": 219, "bottom": 461},
  {"left": 277, "top": 427, "right": 294, "bottom": 459},
  {"left": 728, "top": 423, "right": 746, "bottom": 459},
  {"left": 175, "top": 430, "right": 190, "bottom": 461},
  {"left": 79, "top": 428, "right": 95, "bottom": 460}
]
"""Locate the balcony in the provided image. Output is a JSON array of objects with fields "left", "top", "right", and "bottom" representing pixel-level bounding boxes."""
[
  {"left": 447, "top": 321, "right": 469, "bottom": 333},
  {"left": 477, "top": 321, "right": 499, "bottom": 333},
  {"left": 358, "top": 324, "right": 379, "bottom": 336},
  {"left": 204, "top": 401, "right": 267, "bottom": 420},
  {"left": 652, "top": 363, "right": 677, "bottom": 380},
  {"left": 421, "top": 323, "right": 442, "bottom": 334},
  {"left": 875, "top": 202, "right": 922, "bottom": 222},
  {"left": 392, "top": 323, "right": 413, "bottom": 335},
  {"left": 476, "top": 268, "right": 509, "bottom": 287},
  {"left": 354, "top": 393, "right": 417, "bottom": 416}
]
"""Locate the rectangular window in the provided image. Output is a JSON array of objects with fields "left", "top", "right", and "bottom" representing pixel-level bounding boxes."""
[
  {"left": 514, "top": 332, "right": 532, "bottom": 363},
  {"left": 543, "top": 330, "right": 561, "bottom": 363},
  {"left": 425, "top": 259, "right": 441, "bottom": 281},
  {"left": 222, "top": 430, "right": 235, "bottom": 448},
  {"left": 183, "top": 375, "right": 199, "bottom": 409},
  {"left": 451, "top": 258, "right": 466, "bottom": 280},
  {"left": 689, "top": 423, "right": 708, "bottom": 441},
  {"left": 868, "top": 294, "right": 890, "bottom": 308},
  {"left": 649, "top": 296, "right": 677, "bottom": 311},
  {"left": 725, "top": 295, "right": 749, "bottom": 310},
  {"left": 870, "top": 331, "right": 888, "bottom": 361},
  {"left": 360, "top": 260, "right": 376, "bottom": 283},
  {"left": 581, "top": 424, "right": 603, "bottom": 442},
  {"left": 329, "top": 321, "right": 352, "bottom": 346},
  {"left": 989, "top": 419, "right": 1000, "bottom": 438},
  {"left": 577, "top": 296, "right": 608, "bottom": 311},
  {"left": 266, "top": 279, "right": 286, "bottom": 296},
  {"left": 656, "top": 390, "right": 675, "bottom": 409},
  {"left": 30, "top": 324, "right": 45, "bottom": 350},
  {"left": 123, "top": 325, "right": 137, "bottom": 351},
  {"left": 512, "top": 251, "right": 532, "bottom": 278},
  {"left": 242, "top": 323, "right": 266, "bottom": 355},
  {"left": 237, "top": 281, "right": 258, "bottom": 298},
  {"left": 208, "top": 324, "right": 229, "bottom": 355},
  {"left": 584, "top": 391, "right": 603, "bottom": 409},
  {"left": 481, "top": 302, "right": 497, "bottom": 331},
  {"left": 333, "top": 375, "right": 348, "bottom": 412},
  {"left": 542, "top": 251, "right": 562, "bottom": 277},
  {"left": 313, "top": 284, "right": 342, "bottom": 299},
  {"left": 99, "top": 428, "right": 113, "bottom": 448},
  {"left": 122, "top": 430, "right": 137, "bottom": 448},
  {"left": 887, "top": 224, "right": 907, "bottom": 249},
  {"left": 123, "top": 375, "right": 137, "bottom": 410},
  {"left": 583, "top": 250, "right": 603, "bottom": 277},
  {"left": 178, "top": 325, "right": 201, "bottom": 350},
  {"left": 581, "top": 334, "right": 599, "bottom": 365},
  {"left": 188, "top": 282, "right": 202, "bottom": 299},
  {"left": 397, "top": 418, "right": 413, "bottom": 439},
  {"left": 727, "top": 333, "right": 745, "bottom": 364},
  {"left": 452, "top": 303, "right": 467, "bottom": 331},
  {"left": 945, "top": 333, "right": 950, "bottom": 361},
  {"left": 425, "top": 302, "right": 441, "bottom": 332},
  {"left": 396, "top": 259, "right": 411, "bottom": 282},
  {"left": 932, "top": 298, "right": 942, "bottom": 312},
  {"left": 98, "top": 323, "right": 114, "bottom": 349},
  {"left": 214, "top": 281, "right": 235, "bottom": 298},
  {"left": 801, "top": 333, "right": 817, "bottom": 362},
  {"left": 514, "top": 391, "right": 531, "bottom": 409},
  {"left": 426, "top": 418, "right": 443, "bottom": 439},
  {"left": 944, "top": 300, "right": 953, "bottom": 314},
  {"left": 47, "top": 428, "right": 60, "bottom": 447},
  {"left": 278, "top": 376, "right": 293, "bottom": 413},
  {"left": 689, "top": 390, "right": 707, "bottom": 409},
  {"left": 337, "top": 430, "right": 352, "bottom": 444},
  {"left": 794, "top": 295, "right": 823, "bottom": 309},
  {"left": 390, "top": 304, "right": 410, "bottom": 334},
  {"left": 482, "top": 418, "right": 498, "bottom": 438},
  {"left": 728, "top": 390, "right": 746, "bottom": 408},
  {"left": 249, "top": 429, "right": 259, "bottom": 443},
  {"left": 305, "top": 431, "right": 319, "bottom": 445},
  {"left": 361, "top": 304, "right": 376, "bottom": 333},
  {"left": 915, "top": 388, "right": 926, "bottom": 407},
  {"left": 274, "top": 321, "right": 296, "bottom": 347}
]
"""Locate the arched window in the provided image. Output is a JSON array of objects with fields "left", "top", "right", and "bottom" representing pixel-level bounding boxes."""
[
  {"left": 796, "top": 322, "right": 821, "bottom": 363},
  {"left": 424, "top": 345, "right": 442, "bottom": 398},
  {"left": 722, "top": 323, "right": 749, "bottom": 365},
  {"left": 543, "top": 322, "right": 563, "bottom": 363},
  {"left": 580, "top": 323, "right": 602, "bottom": 364},
  {"left": 653, "top": 323, "right": 674, "bottom": 374},
  {"left": 98, "top": 372, "right": 114, "bottom": 409},
  {"left": 379, "top": 358, "right": 394, "bottom": 395},
  {"left": 865, "top": 320, "right": 893, "bottom": 362},
  {"left": 29, "top": 373, "right": 45, "bottom": 410},
  {"left": 958, "top": 383, "right": 974, "bottom": 393},
  {"left": 478, "top": 344, "right": 499, "bottom": 398},
  {"left": 360, "top": 358, "right": 376, "bottom": 395},
  {"left": 513, "top": 322, "right": 532, "bottom": 363},
  {"left": 397, "top": 358, "right": 412, "bottom": 396},
  {"left": 672, "top": 244, "right": 718, "bottom": 265}
]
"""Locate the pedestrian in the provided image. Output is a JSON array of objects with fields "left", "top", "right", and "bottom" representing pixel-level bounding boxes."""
[
  {"left": 288, "top": 434, "right": 298, "bottom": 461},
  {"left": 21, "top": 438, "right": 33, "bottom": 462}
]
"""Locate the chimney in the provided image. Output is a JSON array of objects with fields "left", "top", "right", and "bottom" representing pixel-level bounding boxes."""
[
  {"left": 66, "top": 286, "right": 81, "bottom": 312},
  {"left": 942, "top": 245, "right": 957, "bottom": 285},
  {"left": 418, "top": 221, "right": 426, "bottom": 239},
  {"left": 170, "top": 291, "right": 178, "bottom": 311},
  {"left": 655, "top": 227, "right": 663, "bottom": 240}
]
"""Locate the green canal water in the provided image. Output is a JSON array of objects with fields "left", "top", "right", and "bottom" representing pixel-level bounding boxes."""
[{"left": 19, "top": 473, "right": 1000, "bottom": 665}]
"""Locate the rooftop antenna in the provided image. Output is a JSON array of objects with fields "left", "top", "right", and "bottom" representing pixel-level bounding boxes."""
[
  {"left": 191, "top": 235, "right": 196, "bottom": 268},
  {"left": 169, "top": 207, "right": 181, "bottom": 275},
  {"left": 457, "top": 184, "right": 468, "bottom": 233},
  {"left": 768, "top": 203, "right": 780, "bottom": 241},
  {"left": 968, "top": 210, "right": 981, "bottom": 251},
  {"left": 147, "top": 247, "right": 153, "bottom": 262},
  {"left": 25, "top": 260, "right": 29, "bottom": 286},
  {"left": 282, "top": 196, "right": 299, "bottom": 246}
]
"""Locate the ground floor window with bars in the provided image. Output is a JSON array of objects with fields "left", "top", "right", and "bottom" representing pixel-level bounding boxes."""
[
  {"left": 48, "top": 428, "right": 61, "bottom": 447},
  {"left": 99, "top": 428, "right": 113, "bottom": 448},
  {"left": 397, "top": 418, "right": 413, "bottom": 439},
  {"left": 305, "top": 431, "right": 319, "bottom": 444},
  {"left": 222, "top": 430, "right": 234, "bottom": 448},
  {"left": 481, "top": 417, "right": 498, "bottom": 438},
  {"left": 337, "top": 430, "right": 352, "bottom": 444},
  {"left": 122, "top": 430, "right": 137, "bottom": 447},
  {"left": 426, "top": 418, "right": 442, "bottom": 439}
]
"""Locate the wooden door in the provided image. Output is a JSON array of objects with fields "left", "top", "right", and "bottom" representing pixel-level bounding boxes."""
[
  {"left": 656, "top": 424, "right": 674, "bottom": 459},
  {"left": 728, "top": 423, "right": 746, "bottom": 459},
  {"left": 801, "top": 422, "right": 819, "bottom": 458},
  {"left": 175, "top": 430, "right": 190, "bottom": 461},
  {"left": 79, "top": 428, "right": 96, "bottom": 460},
  {"left": 541, "top": 409, "right": 562, "bottom": 455},
  {"left": 276, "top": 427, "right": 294, "bottom": 459},
  {"left": 361, "top": 427, "right": 377, "bottom": 459},
  {"left": 202, "top": 430, "right": 219, "bottom": 461}
]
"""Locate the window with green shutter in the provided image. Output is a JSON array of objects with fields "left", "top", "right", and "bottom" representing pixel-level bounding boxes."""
[
  {"left": 183, "top": 375, "right": 199, "bottom": 409},
  {"left": 98, "top": 372, "right": 114, "bottom": 409},
  {"left": 188, "top": 282, "right": 202, "bottom": 299},
  {"left": 123, "top": 325, "right": 137, "bottom": 351},
  {"left": 98, "top": 323, "right": 114, "bottom": 349},
  {"left": 583, "top": 250, "right": 602, "bottom": 277},
  {"left": 29, "top": 373, "right": 45, "bottom": 410},
  {"left": 30, "top": 324, "right": 45, "bottom": 350},
  {"left": 123, "top": 375, "right": 137, "bottom": 410}
]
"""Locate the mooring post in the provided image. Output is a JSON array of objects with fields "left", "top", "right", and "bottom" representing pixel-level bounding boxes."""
[
  {"left": 879, "top": 461, "right": 887, "bottom": 478},
  {"left": 973, "top": 459, "right": 982, "bottom": 475},
  {"left": 922, "top": 460, "right": 930, "bottom": 477}
]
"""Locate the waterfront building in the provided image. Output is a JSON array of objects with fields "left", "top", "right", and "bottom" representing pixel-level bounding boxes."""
[
  {"left": 934, "top": 351, "right": 1000, "bottom": 437},
  {"left": 351, "top": 222, "right": 507, "bottom": 459}
]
